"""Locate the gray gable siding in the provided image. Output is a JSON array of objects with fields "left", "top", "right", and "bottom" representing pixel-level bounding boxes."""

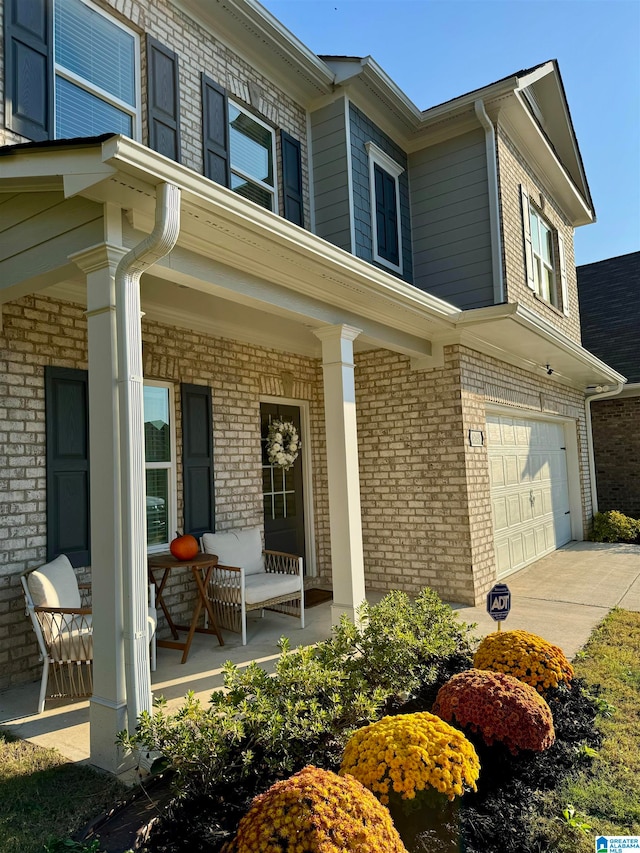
[
  {"left": 578, "top": 251, "right": 640, "bottom": 383},
  {"left": 409, "top": 129, "right": 494, "bottom": 309},
  {"left": 310, "top": 99, "right": 352, "bottom": 252},
  {"left": 349, "top": 103, "right": 413, "bottom": 283}
]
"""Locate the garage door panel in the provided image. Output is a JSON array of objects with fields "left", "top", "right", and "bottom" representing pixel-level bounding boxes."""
[
  {"left": 489, "top": 457, "right": 505, "bottom": 486},
  {"left": 492, "top": 496, "right": 508, "bottom": 531},
  {"left": 504, "top": 457, "right": 520, "bottom": 485},
  {"left": 522, "top": 528, "right": 537, "bottom": 561},
  {"left": 495, "top": 540, "right": 512, "bottom": 574},
  {"left": 507, "top": 494, "right": 522, "bottom": 525},
  {"left": 488, "top": 413, "right": 572, "bottom": 578},
  {"left": 510, "top": 535, "right": 524, "bottom": 567},
  {"left": 501, "top": 420, "right": 516, "bottom": 445},
  {"left": 519, "top": 493, "right": 533, "bottom": 522}
]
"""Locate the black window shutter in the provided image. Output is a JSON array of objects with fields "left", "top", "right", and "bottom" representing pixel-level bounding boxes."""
[
  {"left": 374, "top": 163, "right": 399, "bottom": 265},
  {"left": 147, "top": 35, "right": 181, "bottom": 162},
  {"left": 201, "top": 73, "right": 229, "bottom": 186},
  {"left": 181, "top": 383, "right": 215, "bottom": 537},
  {"left": 4, "top": 0, "right": 52, "bottom": 141},
  {"left": 281, "top": 130, "right": 304, "bottom": 227},
  {"left": 45, "top": 367, "right": 90, "bottom": 568}
]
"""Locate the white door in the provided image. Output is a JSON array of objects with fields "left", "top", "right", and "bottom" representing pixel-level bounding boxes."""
[{"left": 487, "top": 413, "right": 572, "bottom": 577}]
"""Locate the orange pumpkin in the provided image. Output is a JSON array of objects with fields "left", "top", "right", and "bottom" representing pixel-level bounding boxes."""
[{"left": 170, "top": 532, "right": 199, "bottom": 561}]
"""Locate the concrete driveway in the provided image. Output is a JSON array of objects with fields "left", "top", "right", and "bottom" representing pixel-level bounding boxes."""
[{"left": 453, "top": 541, "right": 640, "bottom": 659}]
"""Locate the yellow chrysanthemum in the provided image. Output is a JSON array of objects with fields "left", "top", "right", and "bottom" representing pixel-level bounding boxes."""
[
  {"left": 222, "top": 765, "right": 407, "bottom": 853},
  {"left": 474, "top": 630, "right": 573, "bottom": 694},
  {"left": 340, "top": 712, "right": 479, "bottom": 803}
]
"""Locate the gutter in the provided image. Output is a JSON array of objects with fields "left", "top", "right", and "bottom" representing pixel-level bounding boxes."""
[
  {"left": 585, "top": 382, "right": 625, "bottom": 516},
  {"left": 116, "top": 182, "right": 181, "bottom": 731},
  {"left": 474, "top": 100, "right": 505, "bottom": 304}
]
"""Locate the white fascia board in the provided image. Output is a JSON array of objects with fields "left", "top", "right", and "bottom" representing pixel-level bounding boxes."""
[
  {"left": 515, "top": 61, "right": 556, "bottom": 89},
  {"left": 173, "top": 0, "right": 334, "bottom": 102},
  {"left": 503, "top": 92, "right": 593, "bottom": 226},
  {"left": 99, "top": 136, "right": 461, "bottom": 327}
]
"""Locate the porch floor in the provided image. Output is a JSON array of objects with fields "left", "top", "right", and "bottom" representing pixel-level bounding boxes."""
[{"left": 2, "top": 541, "right": 640, "bottom": 771}]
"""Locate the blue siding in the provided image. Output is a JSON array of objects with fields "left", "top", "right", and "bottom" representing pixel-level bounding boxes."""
[{"left": 349, "top": 103, "right": 413, "bottom": 283}]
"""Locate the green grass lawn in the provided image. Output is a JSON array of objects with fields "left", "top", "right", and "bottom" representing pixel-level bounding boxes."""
[
  {"left": 533, "top": 608, "right": 640, "bottom": 851},
  {"left": 0, "top": 731, "right": 124, "bottom": 853}
]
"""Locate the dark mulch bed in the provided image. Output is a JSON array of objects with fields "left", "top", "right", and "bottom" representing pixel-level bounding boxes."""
[{"left": 122, "top": 675, "right": 601, "bottom": 853}]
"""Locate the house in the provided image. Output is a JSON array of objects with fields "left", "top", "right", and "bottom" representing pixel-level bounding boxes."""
[
  {"left": 578, "top": 252, "right": 640, "bottom": 517},
  {"left": 0, "top": 0, "right": 622, "bottom": 771}
]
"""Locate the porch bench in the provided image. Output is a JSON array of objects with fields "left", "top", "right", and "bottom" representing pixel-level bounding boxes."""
[{"left": 201, "top": 527, "right": 304, "bottom": 645}]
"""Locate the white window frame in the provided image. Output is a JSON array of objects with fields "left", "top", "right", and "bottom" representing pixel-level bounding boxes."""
[
  {"left": 365, "top": 140, "right": 404, "bottom": 275},
  {"left": 228, "top": 99, "right": 278, "bottom": 213},
  {"left": 52, "top": 0, "right": 141, "bottom": 141},
  {"left": 144, "top": 380, "right": 177, "bottom": 554},
  {"left": 529, "top": 206, "right": 557, "bottom": 306}
]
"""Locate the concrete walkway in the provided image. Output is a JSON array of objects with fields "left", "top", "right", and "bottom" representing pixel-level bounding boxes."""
[{"left": 1, "top": 541, "right": 639, "bottom": 767}]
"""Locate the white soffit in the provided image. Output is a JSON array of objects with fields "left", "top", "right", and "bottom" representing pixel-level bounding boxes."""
[{"left": 456, "top": 304, "right": 626, "bottom": 389}]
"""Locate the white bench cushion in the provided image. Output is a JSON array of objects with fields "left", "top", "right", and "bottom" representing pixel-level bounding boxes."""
[
  {"left": 202, "top": 528, "right": 264, "bottom": 575},
  {"left": 28, "top": 555, "right": 80, "bottom": 609},
  {"left": 244, "top": 572, "right": 301, "bottom": 606}
]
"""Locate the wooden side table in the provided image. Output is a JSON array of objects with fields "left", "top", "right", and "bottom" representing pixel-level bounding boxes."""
[{"left": 148, "top": 552, "right": 223, "bottom": 664}]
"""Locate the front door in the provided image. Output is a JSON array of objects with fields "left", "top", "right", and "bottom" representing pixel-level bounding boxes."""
[{"left": 260, "top": 402, "right": 305, "bottom": 564}]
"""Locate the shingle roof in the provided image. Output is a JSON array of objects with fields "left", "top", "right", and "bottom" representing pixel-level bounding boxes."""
[{"left": 577, "top": 251, "right": 640, "bottom": 383}]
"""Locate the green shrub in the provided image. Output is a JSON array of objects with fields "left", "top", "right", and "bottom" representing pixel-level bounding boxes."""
[
  {"left": 590, "top": 510, "right": 640, "bottom": 543},
  {"left": 121, "top": 588, "right": 474, "bottom": 804}
]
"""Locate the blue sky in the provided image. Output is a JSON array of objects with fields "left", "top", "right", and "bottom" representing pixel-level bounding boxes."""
[{"left": 260, "top": 0, "right": 640, "bottom": 266}]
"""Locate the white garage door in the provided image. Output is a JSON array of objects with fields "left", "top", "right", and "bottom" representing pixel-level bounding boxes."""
[{"left": 487, "top": 413, "right": 572, "bottom": 577}]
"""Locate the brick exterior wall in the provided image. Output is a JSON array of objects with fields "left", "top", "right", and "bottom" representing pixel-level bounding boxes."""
[
  {"left": 591, "top": 395, "right": 640, "bottom": 518},
  {"left": 0, "top": 0, "right": 311, "bottom": 226},
  {"left": 354, "top": 343, "right": 591, "bottom": 606},
  {"left": 0, "top": 294, "right": 329, "bottom": 690},
  {"left": 496, "top": 126, "right": 582, "bottom": 344},
  {"left": 0, "top": 292, "right": 594, "bottom": 687}
]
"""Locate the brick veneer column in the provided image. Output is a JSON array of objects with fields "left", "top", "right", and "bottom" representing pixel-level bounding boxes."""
[{"left": 313, "top": 325, "right": 366, "bottom": 624}]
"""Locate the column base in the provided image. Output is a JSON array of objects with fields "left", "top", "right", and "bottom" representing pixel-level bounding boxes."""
[
  {"left": 331, "top": 601, "right": 365, "bottom": 627},
  {"left": 89, "top": 695, "right": 131, "bottom": 773}
]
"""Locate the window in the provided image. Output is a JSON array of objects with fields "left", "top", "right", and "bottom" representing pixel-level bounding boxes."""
[
  {"left": 54, "top": 0, "right": 140, "bottom": 139},
  {"left": 529, "top": 206, "right": 556, "bottom": 303},
  {"left": 228, "top": 101, "right": 276, "bottom": 211},
  {"left": 144, "top": 382, "right": 176, "bottom": 552},
  {"left": 521, "top": 185, "right": 569, "bottom": 315},
  {"left": 365, "top": 141, "right": 404, "bottom": 273}
]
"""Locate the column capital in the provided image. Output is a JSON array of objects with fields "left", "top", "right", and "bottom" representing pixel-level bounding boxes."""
[
  {"left": 313, "top": 324, "right": 362, "bottom": 365},
  {"left": 69, "top": 242, "right": 127, "bottom": 275},
  {"left": 313, "top": 324, "right": 362, "bottom": 344}
]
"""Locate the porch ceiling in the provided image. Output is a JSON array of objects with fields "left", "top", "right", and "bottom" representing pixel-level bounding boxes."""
[{"left": 0, "top": 135, "right": 461, "bottom": 362}]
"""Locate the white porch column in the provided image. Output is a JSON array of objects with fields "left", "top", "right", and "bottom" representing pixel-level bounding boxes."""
[
  {"left": 313, "top": 324, "right": 366, "bottom": 624},
  {"left": 73, "top": 243, "right": 128, "bottom": 772}
]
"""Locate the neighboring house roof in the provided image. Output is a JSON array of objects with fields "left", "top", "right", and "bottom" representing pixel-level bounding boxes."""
[{"left": 577, "top": 251, "right": 640, "bottom": 383}]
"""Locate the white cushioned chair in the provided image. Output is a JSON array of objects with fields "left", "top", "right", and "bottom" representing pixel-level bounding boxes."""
[
  {"left": 21, "top": 554, "right": 157, "bottom": 713},
  {"left": 201, "top": 527, "right": 304, "bottom": 645}
]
